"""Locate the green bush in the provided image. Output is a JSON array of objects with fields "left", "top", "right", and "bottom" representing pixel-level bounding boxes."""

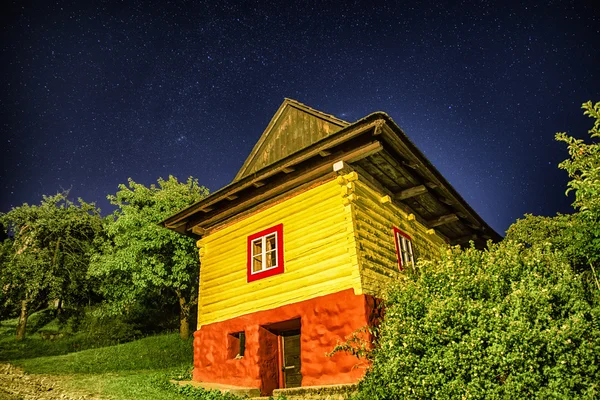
[
  {"left": 356, "top": 100, "right": 600, "bottom": 400},
  {"left": 56, "top": 307, "right": 86, "bottom": 333},
  {"left": 81, "top": 313, "right": 142, "bottom": 345},
  {"left": 357, "top": 242, "right": 600, "bottom": 399},
  {"left": 25, "top": 308, "right": 56, "bottom": 333}
]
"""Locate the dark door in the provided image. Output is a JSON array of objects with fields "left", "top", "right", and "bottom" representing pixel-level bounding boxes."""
[{"left": 282, "top": 330, "right": 302, "bottom": 388}]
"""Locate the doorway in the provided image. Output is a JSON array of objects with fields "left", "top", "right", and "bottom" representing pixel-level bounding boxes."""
[
  {"left": 281, "top": 329, "right": 302, "bottom": 388},
  {"left": 262, "top": 318, "right": 302, "bottom": 390}
]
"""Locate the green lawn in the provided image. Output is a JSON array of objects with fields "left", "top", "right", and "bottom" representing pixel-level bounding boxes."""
[{"left": 0, "top": 311, "right": 243, "bottom": 400}]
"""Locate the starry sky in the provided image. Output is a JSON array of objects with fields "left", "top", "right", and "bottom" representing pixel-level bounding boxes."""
[{"left": 1, "top": 0, "right": 599, "bottom": 235}]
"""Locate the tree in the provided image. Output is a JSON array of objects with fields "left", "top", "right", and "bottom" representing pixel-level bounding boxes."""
[
  {"left": 355, "top": 102, "right": 600, "bottom": 399},
  {"left": 0, "top": 193, "right": 102, "bottom": 340},
  {"left": 90, "top": 176, "right": 209, "bottom": 340},
  {"left": 553, "top": 100, "right": 600, "bottom": 270},
  {"left": 556, "top": 101, "right": 600, "bottom": 216},
  {"left": 0, "top": 235, "right": 18, "bottom": 319}
]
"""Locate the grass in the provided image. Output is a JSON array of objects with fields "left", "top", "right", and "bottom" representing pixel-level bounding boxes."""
[
  {"left": 0, "top": 310, "right": 244, "bottom": 400},
  {"left": 13, "top": 333, "right": 194, "bottom": 374},
  {"left": 0, "top": 315, "right": 114, "bottom": 361}
]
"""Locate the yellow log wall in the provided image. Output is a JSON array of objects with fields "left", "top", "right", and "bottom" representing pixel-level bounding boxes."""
[
  {"left": 196, "top": 179, "right": 362, "bottom": 328},
  {"left": 350, "top": 178, "right": 447, "bottom": 297}
]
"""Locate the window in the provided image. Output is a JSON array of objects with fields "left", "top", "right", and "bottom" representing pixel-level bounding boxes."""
[
  {"left": 247, "top": 224, "right": 284, "bottom": 282},
  {"left": 393, "top": 227, "right": 415, "bottom": 270},
  {"left": 228, "top": 331, "right": 245, "bottom": 359}
]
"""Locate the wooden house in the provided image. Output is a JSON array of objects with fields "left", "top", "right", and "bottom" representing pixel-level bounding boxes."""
[{"left": 162, "top": 99, "right": 501, "bottom": 396}]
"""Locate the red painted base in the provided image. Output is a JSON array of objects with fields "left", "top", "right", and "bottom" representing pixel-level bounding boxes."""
[{"left": 193, "top": 289, "right": 377, "bottom": 396}]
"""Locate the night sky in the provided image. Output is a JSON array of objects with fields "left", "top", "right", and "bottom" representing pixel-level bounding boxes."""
[{"left": 1, "top": 0, "right": 599, "bottom": 235}]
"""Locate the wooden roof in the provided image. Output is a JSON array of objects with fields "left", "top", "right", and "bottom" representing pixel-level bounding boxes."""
[
  {"left": 162, "top": 99, "right": 502, "bottom": 248},
  {"left": 235, "top": 98, "right": 349, "bottom": 181}
]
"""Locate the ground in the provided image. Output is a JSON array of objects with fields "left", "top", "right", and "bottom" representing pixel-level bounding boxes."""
[{"left": 0, "top": 364, "right": 102, "bottom": 400}]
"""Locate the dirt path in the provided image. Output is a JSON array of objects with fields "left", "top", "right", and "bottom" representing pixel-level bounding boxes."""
[{"left": 0, "top": 364, "right": 102, "bottom": 400}]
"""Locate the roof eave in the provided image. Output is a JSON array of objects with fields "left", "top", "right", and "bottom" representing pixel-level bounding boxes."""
[{"left": 160, "top": 113, "right": 385, "bottom": 231}]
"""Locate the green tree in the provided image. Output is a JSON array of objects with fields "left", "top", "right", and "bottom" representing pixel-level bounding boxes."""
[
  {"left": 0, "top": 193, "right": 102, "bottom": 340},
  {"left": 0, "top": 235, "right": 18, "bottom": 319},
  {"left": 91, "top": 176, "right": 209, "bottom": 339},
  {"left": 553, "top": 100, "right": 600, "bottom": 271},
  {"left": 556, "top": 101, "right": 600, "bottom": 215}
]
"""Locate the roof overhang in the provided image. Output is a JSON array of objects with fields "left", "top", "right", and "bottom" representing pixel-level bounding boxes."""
[{"left": 161, "top": 112, "right": 501, "bottom": 248}]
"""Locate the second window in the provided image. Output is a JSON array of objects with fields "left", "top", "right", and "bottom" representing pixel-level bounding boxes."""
[{"left": 393, "top": 227, "right": 415, "bottom": 270}]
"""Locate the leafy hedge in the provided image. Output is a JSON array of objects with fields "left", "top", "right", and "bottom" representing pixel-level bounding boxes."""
[
  {"left": 356, "top": 102, "right": 600, "bottom": 399},
  {"left": 357, "top": 242, "right": 599, "bottom": 399}
]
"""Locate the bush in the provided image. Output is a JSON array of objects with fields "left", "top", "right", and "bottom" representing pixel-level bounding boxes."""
[
  {"left": 355, "top": 100, "right": 600, "bottom": 400},
  {"left": 357, "top": 242, "right": 600, "bottom": 399},
  {"left": 81, "top": 313, "right": 142, "bottom": 345},
  {"left": 26, "top": 308, "right": 56, "bottom": 334},
  {"left": 56, "top": 307, "right": 86, "bottom": 333}
]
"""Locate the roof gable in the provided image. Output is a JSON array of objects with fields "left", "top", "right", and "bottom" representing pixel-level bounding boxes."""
[{"left": 234, "top": 98, "right": 349, "bottom": 181}]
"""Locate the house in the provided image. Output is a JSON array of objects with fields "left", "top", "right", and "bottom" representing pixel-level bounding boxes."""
[{"left": 162, "top": 99, "right": 501, "bottom": 396}]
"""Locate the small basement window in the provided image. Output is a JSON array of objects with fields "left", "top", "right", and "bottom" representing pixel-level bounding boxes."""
[
  {"left": 247, "top": 224, "right": 284, "bottom": 282},
  {"left": 227, "top": 331, "right": 245, "bottom": 359},
  {"left": 393, "top": 227, "right": 415, "bottom": 271}
]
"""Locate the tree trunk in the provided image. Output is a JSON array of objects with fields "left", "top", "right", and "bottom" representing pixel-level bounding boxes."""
[
  {"left": 179, "top": 295, "right": 190, "bottom": 340},
  {"left": 16, "top": 299, "right": 28, "bottom": 341},
  {"left": 56, "top": 298, "right": 63, "bottom": 316}
]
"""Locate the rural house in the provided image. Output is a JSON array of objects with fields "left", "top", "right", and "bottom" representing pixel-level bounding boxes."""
[{"left": 162, "top": 99, "right": 501, "bottom": 396}]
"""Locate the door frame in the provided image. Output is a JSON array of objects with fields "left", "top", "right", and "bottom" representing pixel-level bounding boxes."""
[{"left": 262, "top": 318, "right": 302, "bottom": 389}]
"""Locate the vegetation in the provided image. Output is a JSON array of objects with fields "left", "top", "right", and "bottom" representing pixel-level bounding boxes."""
[
  {"left": 355, "top": 101, "right": 600, "bottom": 399},
  {"left": 0, "top": 193, "right": 102, "bottom": 340},
  {"left": 0, "top": 312, "right": 243, "bottom": 399},
  {"left": 90, "top": 176, "right": 209, "bottom": 339},
  {"left": 2, "top": 101, "right": 598, "bottom": 398}
]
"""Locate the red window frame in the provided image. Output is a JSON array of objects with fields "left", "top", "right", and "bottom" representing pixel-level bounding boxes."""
[
  {"left": 393, "top": 227, "right": 414, "bottom": 271},
  {"left": 247, "top": 224, "right": 284, "bottom": 282}
]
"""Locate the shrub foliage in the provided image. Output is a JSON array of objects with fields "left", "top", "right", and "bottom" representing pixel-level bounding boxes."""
[
  {"left": 358, "top": 243, "right": 599, "bottom": 399},
  {"left": 357, "top": 102, "right": 600, "bottom": 399}
]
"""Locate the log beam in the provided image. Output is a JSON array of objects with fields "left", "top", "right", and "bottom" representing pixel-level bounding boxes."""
[
  {"left": 394, "top": 185, "right": 427, "bottom": 201},
  {"left": 438, "top": 197, "right": 453, "bottom": 206},
  {"left": 427, "top": 213, "right": 459, "bottom": 228},
  {"left": 191, "top": 226, "right": 206, "bottom": 236}
]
